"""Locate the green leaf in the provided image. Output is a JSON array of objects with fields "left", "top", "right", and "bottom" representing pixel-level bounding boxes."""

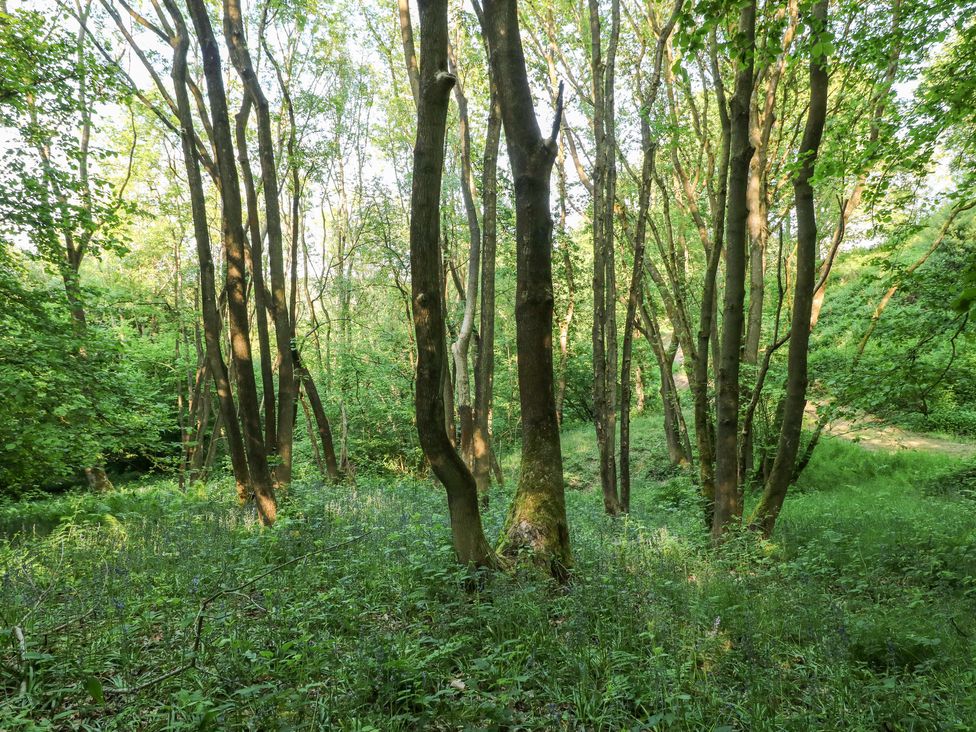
[{"left": 83, "top": 675, "right": 104, "bottom": 704}]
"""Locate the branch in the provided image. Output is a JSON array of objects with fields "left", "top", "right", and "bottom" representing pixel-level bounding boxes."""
[{"left": 548, "top": 79, "right": 564, "bottom": 149}]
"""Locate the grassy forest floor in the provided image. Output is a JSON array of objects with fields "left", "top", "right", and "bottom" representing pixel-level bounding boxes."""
[{"left": 2, "top": 416, "right": 976, "bottom": 731}]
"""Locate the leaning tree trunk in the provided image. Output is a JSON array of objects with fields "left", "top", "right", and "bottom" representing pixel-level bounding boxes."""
[
  {"left": 186, "top": 0, "right": 277, "bottom": 524},
  {"left": 482, "top": 0, "right": 571, "bottom": 578},
  {"left": 410, "top": 0, "right": 495, "bottom": 568},
  {"left": 165, "top": 0, "right": 252, "bottom": 501},
  {"left": 751, "top": 0, "right": 829, "bottom": 537},
  {"left": 223, "top": 0, "right": 297, "bottom": 491},
  {"left": 712, "top": 0, "right": 757, "bottom": 541}
]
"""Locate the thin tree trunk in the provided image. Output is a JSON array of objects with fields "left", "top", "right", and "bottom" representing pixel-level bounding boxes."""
[
  {"left": 472, "top": 79, "right": 502, "bottom": 504},
  {"left": 712, "top": 0, "right": 757, "bottom": 541},
  {"left": 398, "top": 0, "right": 420, "bottom": 107},
  {"left": 589, "top": 0, "right": 622, "bottom": 516},
  {"left": 165, "top": 0, "right": 251, "bottom": 502},
  {"left": 619, "top": 0, "right": 682, "bottom": 511},
  {"left": 296, "top": 354, "right": 341, "bottom": 481},
  {"left": 447, "top": 41, "right": 482, "bottom": 468},
  {"left": 223, "top": 0, "right": 297, "bottom": 491},
  {"left": 186, "top": 0, "right": 277, "bottom": 524},
  {"left": 751, "top": 0, "right": 829, "bottom": 537},
  {"left": 235, "top": 96, "right": 277, "bottom": 453},
  {"left": 410, "top": 0, "right": 495, "bottom": 568},
  {"left": 299, "top": 390, "right": 326, "bottom": 478}
]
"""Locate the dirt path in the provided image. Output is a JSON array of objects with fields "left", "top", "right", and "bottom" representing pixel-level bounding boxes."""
[
  {"left": 671, "top": 348, "right": 974, "bottom": 458},
  {"left": 803, "top": 402, "right": 976, "bottom": 458}
]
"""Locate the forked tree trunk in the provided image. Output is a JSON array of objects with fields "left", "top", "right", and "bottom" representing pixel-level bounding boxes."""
[
  {"left": 165, "top": 0, "right": 251, "bottom": 502},
  {"left": 751, "top": 0, "right": 829, "bottom": 537},
  {"left": 619, "top": 0, "right": 683, "bottom": 511},
  {"left": 712, "top": 0, "right": 757, "bottom": 541},
  {"left": 410, "top": 0, "right": 495, "bottom": 568},
  {"left": 235, "top": 96, "right": 277, "bottom": 453},
  {"left": 223, "top": 0, "right": 297, "bottom": 491},
  {"left": 186, "top": 0, "right": 277, "bottom": 524},
  {"left": 482, "top": 0, "right": 571, "bottom": 578}
]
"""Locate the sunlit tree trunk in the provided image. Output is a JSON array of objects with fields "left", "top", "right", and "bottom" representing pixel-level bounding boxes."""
[
  {"left": 165, "top": 0, "right": 252, "bottom": 502},
  {"left": 186, "top": 0, "right": 277, "bottom": 524},
  {"left": 223, "top": 0, "right": 297, "bottom": 491}
]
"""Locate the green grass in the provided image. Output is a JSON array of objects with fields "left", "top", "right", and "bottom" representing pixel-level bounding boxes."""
[{"left": 2, "top": 417, "right": 975, "bottom": 730}]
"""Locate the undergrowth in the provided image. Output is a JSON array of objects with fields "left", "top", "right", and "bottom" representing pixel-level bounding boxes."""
[{"left": 1, "top": 418, "right": 975, "bottom": 730}]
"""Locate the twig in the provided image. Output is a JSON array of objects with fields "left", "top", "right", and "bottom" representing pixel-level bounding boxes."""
[
  {"left": 41, "top": 607, "right": 96, "bottom": 643},
  {"left": 104, "top": 532, "right": 370, "bottom": 695},
  {"left": 14, "top": 626, "right": 28, "bottom": 695},
  {"left": 950, "top": 617, "right": 971, "bottom": 638}
]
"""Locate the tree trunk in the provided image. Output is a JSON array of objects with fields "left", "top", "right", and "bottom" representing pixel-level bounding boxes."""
[
  {"left": 640, "top": 301, "right": 691, "bottom": 465},
  {"left": 618, "top": 0, "right": 682, "bottom": 511},
  {"left": 447, "top": 41, "right": 483, "bottom": 470},
  {"left": 223, "top": 0, "right": 297, "bottom": 491},
  {"left": 235, "top": 96, "right": 277, "bottom": 453},
  {"left": 751, "top": 0, "right": 829, "bottom": 537},
  {"left": 410, "top": 0, "right": 495, "bottom": 568},
  {"left": 482, "top": 0, "right": 571, "bottom": 578},
  {"left": 165, "top": 0, "right": 252, "bottom": 502},
  {"left": 296, "top": 353, "right": 341, "bottom": 481},
  {"left": 300, "top": 390, "right": 326, "bottom": 477},
  {"left": 712, "top": 0, "right": 757, "bottom": 541},
  {"left": 472, "top": 79, "right": 502, "bottom": 504},
  {"left": 186, "top": 0, "right": 277, "bottom": 524},
  {"left": 588, "top": 0, "right": 622, "bottom": 516}
]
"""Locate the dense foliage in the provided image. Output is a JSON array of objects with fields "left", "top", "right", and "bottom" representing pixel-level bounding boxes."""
[{"left": 2, "top": 420, "right": 975, "bottom": 729}]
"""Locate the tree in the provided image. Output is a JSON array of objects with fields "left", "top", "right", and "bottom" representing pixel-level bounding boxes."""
[
  {"left": 409, "top": 0, "right": 495, "bottom": 567},
  {"left": 482, "top": 0, "right": 571, "bottom": 576},
  {"left": 185, "top": 0, "right": 277, "bottom": 524},
  {"left": 751, "top": 0, "right": 830, "bottom": 537}
]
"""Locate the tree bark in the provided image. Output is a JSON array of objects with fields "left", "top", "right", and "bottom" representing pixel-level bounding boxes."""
[
  {"left": 482, "top": 0, "right": 571, "bottom": 577},
  {"left": 589, "top": 0, "right": 622, "bottom": 516},
  {"left": 410, "top": 0, "right": 495, "bottom": 568},
  {"left": 447, "top": 41, "right": 482, "bottom": 469},
  {"left": 712, "top": 0, "right": 757, "bottom": 541},
  {"left": 472, "top": 74, "right": 502, "bottom": 503},
  {"left": 223, "top": 0, "right": 297, "bottom": 491},
  {"left": 619, "top": 0, "right": 683, "bottom": 511},
  {"left": 751, "top": 0, "right": 829, "bottom": 537},
  {"left": 296, "top": 352, "right": 341, "bottom": 481},
  {"left": 165, "top": 0, "right": 251, "bottom": 502},
  {"left": 235, "top": 96, "right": 277, "bottom": 453},
  {"left": 186, "top": 0, "right": 277, "bottom": 524}
]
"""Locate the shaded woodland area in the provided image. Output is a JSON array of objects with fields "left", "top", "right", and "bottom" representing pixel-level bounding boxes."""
[{"left": 1, "top": 0, "right": 975, "bottom": 727}]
